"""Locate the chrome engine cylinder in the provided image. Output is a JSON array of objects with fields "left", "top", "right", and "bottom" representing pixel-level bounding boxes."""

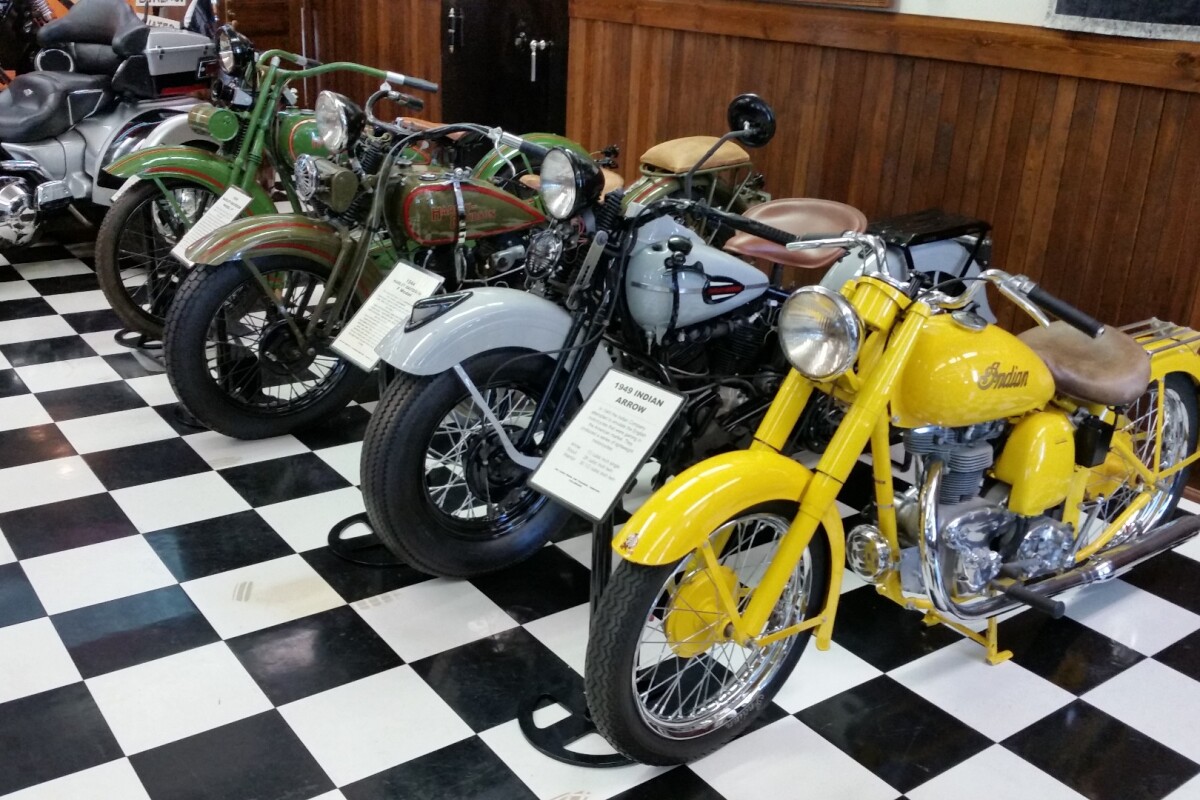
[{"left": 0, "top": 177, "right": 38, "bottom": 247}]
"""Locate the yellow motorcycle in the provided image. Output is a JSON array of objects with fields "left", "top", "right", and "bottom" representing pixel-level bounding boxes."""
[{"left": 584, "top": 230, "right": 1200, "bottom": 764}]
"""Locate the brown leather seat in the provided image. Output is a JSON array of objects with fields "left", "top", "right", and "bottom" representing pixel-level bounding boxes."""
[
  {"left": 1018, "top": 321, "right": 1150, "bottom": 407},
  {"left": 398, "top": 117, "right": 465, "bottom": 141},
  {"left": 723, "top": 198, "right": 868, "bottom": 270},
  {"left": 518, "top": 168, "right": 625, "bottom": 200},
  {"left": 640, "top": 136, "right": 750, "bottom": 174}
]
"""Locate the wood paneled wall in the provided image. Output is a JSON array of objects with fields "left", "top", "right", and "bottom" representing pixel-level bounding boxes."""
[{"left": 569, "top": 0, "right": 1200, "bottom": 332}]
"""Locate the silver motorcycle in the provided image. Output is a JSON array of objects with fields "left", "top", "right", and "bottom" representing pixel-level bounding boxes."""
[{"left": 0, "top": 0, "right": 218, "bottom": 247}]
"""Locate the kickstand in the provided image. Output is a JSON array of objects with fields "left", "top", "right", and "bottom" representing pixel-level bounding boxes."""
[{"left": 326, "top": 513, "right": 406, "bottom": 567}]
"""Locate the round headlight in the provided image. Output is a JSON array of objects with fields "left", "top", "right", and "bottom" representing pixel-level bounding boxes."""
[
  {"left": 218, "top": 30, "right": 235, "bottom": 72},
  {"left": 315, "top": 91, "right": 364, "bottom": 155},
  {"left": 538, "top": 147, "right": 602, "bottom": 220},
  {"left": 778, "top": 285, "right": 862, "bottom": 381}
]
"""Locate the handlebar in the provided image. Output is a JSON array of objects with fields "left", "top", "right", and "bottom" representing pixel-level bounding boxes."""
[
  {"left": 928, "top": 271, "right": 1105, "bottom": 338},
  {"left": 254, "top": 50, "right": 439, "bottom": 93},
  {"left": 1027, "top": 285, "right": 1105, "bottom": 338},
  {"left": 495, "top": 130, "right": 549, "bottom": 161},
  {"left": 365, "top": 88, "right": 429, "bottom": 135}
]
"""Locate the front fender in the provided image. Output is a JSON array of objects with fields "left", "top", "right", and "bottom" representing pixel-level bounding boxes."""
[
  {"left": 184, "top": 213, "right": 343, "bottom": 269},
  {"left": 615, "top": 450, "right": 844, "bottom": 566},
  {"left": 376, "top": 286, "right": 611, "bottom": 397},
  {"left": 624, "top": 175, "right": 681, "bottom": 207},
  {"left": 105, "top": 146, "right": 276, "bottom": 216}
]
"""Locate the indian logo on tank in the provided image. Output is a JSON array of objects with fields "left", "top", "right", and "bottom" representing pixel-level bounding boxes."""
[{"left": 977, "top": 361, "right": 1030, "bottom": 390}]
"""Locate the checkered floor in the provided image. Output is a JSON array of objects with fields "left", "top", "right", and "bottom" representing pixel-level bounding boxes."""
[{"left": 3, "top": 232, "right": 1200, "bottom": 800}]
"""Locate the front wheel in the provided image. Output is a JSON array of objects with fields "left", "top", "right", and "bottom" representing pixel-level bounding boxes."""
[
  {"left": 164, "top": 256, "right": 366, "bottom": 439},
  {"left": 586, "top": 501, "right": 830, "bottom": 765}
]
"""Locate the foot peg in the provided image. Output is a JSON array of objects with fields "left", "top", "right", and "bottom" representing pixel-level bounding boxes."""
[{"left": 993, "top": 580, "right": 1066, "bottom": 618}]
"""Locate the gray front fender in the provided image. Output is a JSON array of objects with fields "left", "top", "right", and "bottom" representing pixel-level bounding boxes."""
[{"left": 375, "top": 287, "right": 613, "bottom": 398}]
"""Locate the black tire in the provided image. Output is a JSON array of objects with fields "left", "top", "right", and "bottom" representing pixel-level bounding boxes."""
[
  {"left": 586, "top": 501, "right": 830, "bottom": 765},
  {"left": 360, "top": 349, "right": 574, "bottom": 577},
  {"left": 164, "top": 255, "right": 366, "bottom": 439},
  {"left": 96, "top": 179, "right": 218, "bottom": 338}
]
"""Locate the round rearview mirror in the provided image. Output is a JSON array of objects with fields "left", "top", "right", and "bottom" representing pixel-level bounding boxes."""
[{"left": 727, "top": 93, "right": 776, "bottom": 148}]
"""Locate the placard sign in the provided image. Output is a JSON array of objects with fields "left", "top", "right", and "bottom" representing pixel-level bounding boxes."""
[
  {"left": 530, "top": 370, "right": 683, "bottom": 523},
  {"left": 331, "top": 261, "right": 444, "bottom": 372},
  {"left": 170, "top": 186, "right": 252, "bottom": 266}
]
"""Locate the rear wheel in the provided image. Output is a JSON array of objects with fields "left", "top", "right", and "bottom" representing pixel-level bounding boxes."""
[
  {"left": 96, "top": 179, "right": 218, "bottom": 338},
  {"left": 586, "top": 501, "right": 829, "bottom": 764}
]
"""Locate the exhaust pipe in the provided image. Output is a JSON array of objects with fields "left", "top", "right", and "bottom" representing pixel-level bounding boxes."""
[{"left": 920, "top": 460, "right": 1200, "bottom": 620}]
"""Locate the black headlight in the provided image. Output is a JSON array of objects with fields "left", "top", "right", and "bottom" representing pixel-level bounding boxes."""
[
  {"left": 538, "top": 147, "right": 603, "bottom": 220},
  {"left": 216, "top": 25, "right": 254, "bottom": 80}
]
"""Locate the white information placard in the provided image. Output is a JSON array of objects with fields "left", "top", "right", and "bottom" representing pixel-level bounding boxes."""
[
  {"left": 331, "top": 261, "right": 444, "bottom": 372},
  {"left": 529, "top": 370, "right": 683, "bottom": 523},
  {"left": 170, "top": 186, "right": 253, "bottom": 266}
]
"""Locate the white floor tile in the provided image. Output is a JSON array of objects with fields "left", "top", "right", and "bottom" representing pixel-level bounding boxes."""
[
  {"left": 889, "top": 639, "right": 1073, "bottom": 741},
  {"left": 1173, "top": 534, "right": 1200, "bottom": 563},
  {"left": 56, "top": 407, "right": 177, "bottom": 454},
  {"left": 0, "top": 393, "right": 51, "bottom": 432},
  {"left": 0, "top": 456, "right": 104, "bottom": 514},
  {"left": 14, "top": 357, "right": 121, "bottom": 393},
  {"left": 21, "top": 535, "right": 175, "bottom": 615},
  {"left": 279, "top": 666, "right": 472, "bottom": 787},
  {"left": 1066, "top": 579, "right": 1200, "bottom": 655},
  {"left": 77, "top": 330, "right": 130, "bottom": 357},
  {"left": 0, "top": 618, "right": 83, "bottom": 704},
  {"left": 87, "top": 642, "right": 271, "bottom": 755},
  {"left": 773, "top": 640, "right": 882, "bottom": 714},
  {"left": 0, "top": 525, "right": 15, "bottom": 565},
  {"left": 124, "top": 374, "right": 177, "bottom": 407},
  {"left": 524, "top": 603, "right": 590, "bottom": 675},
  {"left": 0, "top": 315, "right": 77, "bottom": 346},
  {"left": 1084, "top": 659, "right": 1200, "bottom": 763},
  {"left": 1, "top": 758, "right": 152, "bottom": 800},
  {"left": 314, "top": 442, "right": 361, "bottom": 485},
  {"left": 480, "top": 708, "right": 666, "bottom": 800},
  {"left": 12, "top": 258, "right": 91, "bottom": 280},
  {"left": 0, "top": 280, "right": 38, "bottom": 301},
  {"left": 1166, "top": 774, "right": 1200, "bottom": 800},
  {"left": 111, "top": 471, "right": 250, "bottom": 533},
  {"left": 358, "top": 401, "right": 378, "bottom": 414},
  {"left": 42, "top": 290, "right": 112, "bottom": 315},
  {"left": 256, "top": 486, "right": 366, "bottom": 552},
  {"left": 354, "top": 578, "right": 517, "bottom": 662},
  {"left": 692, "top": 716, "right": 896, "bottom": 800},
  {"left": 0, "top": 350, "right": 8, "bottom": 370},
  {"left": 182, "top": 554, "right": 344, "bottom": 639},
  {"left": 908, "top": 745, "right": 1086, "bottom": 800},
  {"left": 555, "top": 531, "right": 618, "bottom": 572},
  {"left": 184, "top": 430, "right": 308, "bottom": 470},
  {"left": 1178, "top": 497, "right": 1200, "bottom": 515}
]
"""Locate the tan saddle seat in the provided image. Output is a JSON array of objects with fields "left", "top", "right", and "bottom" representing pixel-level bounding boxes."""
[
  {"left": 640, "top": 136, "right": 750, "bottom": 174},
  {"left": 518, "top": 168, "right": 625, "bottom": 200},
  {"left": 723, "top": 198, "right": 868, "bottom": 271},
  {"left": 398, "top": 117, "right": 465, "bottom": 141},
  {"left": 1018, "top": 321, "right": 1150, "bottom": 407}
]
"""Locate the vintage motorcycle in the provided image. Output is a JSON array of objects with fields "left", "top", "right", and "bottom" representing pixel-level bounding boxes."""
[
  {"left": 360, "top": 96, "right": 997, "bottom": 579},
  {"left": 583, "top": 229, "right": 1200, "bottom": 764},
  {"left": 0, "top": 0, "right": 56, "bottom": 85},
  {"left": 0, "top": 0, "right": 218, "bottom": 248}
]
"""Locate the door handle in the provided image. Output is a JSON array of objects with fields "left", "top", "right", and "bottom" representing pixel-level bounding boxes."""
[
  {"left": 530, "top": 39, "right": 551, "bottom": 82},
  {"left": 447, "top": 7, "right": 462, "bottom": 54}
]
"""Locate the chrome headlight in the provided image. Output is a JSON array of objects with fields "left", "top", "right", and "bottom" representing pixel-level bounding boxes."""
[
  {"left": 778, "top": 285, "right": 861, "bottom": 380},
  {"left": 315, "top": 91, "right": 364, "bottom": 155},
  {"left": 218, "top": 29, "right": 235, "bottom": 72},
  {"left": 538, "top": 147, "right": 602, "bottom": 220}
]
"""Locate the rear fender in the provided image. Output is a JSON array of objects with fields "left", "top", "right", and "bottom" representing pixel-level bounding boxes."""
[
  {"left": 376, "top": 286, "right": 611, "bottom": 397},
  {"left": 104, "top": 146, "right": 276, "bottom": 215},
  {"left": 184, "top": 213, "right": 344, "bottom": 270}
]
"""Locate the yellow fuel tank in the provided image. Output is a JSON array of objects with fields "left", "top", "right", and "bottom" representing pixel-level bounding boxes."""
[{"left": 892, "top": 314, "right": 1054, "bottom": 428}]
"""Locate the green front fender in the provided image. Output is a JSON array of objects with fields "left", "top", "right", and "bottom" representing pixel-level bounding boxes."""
[
  {"left": 472, "top": 132, "right": 592, "bottom": 182},
  {"left": 623, "top": 174, "right": 682, "bottom": 208},
  {"left": 105, "top": 146, "right": 277, "bottom": 216},
  {"left": 184, "top": 213, "right": 344, "bottom": 269}
]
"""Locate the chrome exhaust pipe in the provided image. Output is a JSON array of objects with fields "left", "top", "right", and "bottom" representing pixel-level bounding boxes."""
[{"left": 919, "top": 460, "right": 1200, "bottom": 620}]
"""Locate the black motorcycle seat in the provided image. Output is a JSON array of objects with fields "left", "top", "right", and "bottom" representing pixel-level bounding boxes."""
[
  {"left": 37, "top": 0, "right": 146, "bottom": 52},
  {"left": 0, "top": 71, "right": 112, "bottom": 143}
]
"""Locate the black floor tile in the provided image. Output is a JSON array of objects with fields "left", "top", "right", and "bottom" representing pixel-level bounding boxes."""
[
  {"left": 0, "top": 562, "right": 46, "bottom": 628},
  {"left": 1, "top": 244, "right": 75, "bottom": 263},
  {"left": 0, "top": 335, "right": 96, "bottom": 367},
  {"left": 0, "top": 263, "right": 20, "bottom": 281},
  {"left": 227, "top": 605, "right": 403, "bottom": 706},
  {"left": 471, "top": 545, "right": 591, "bottom": 624},
  {"left": 28, "top": 273, "right": 99, "bottom": 295},
  {"left": 0, "top": 493, "right": 138, "bottom": 559},
  {"left": 0, "top": 423, "right": 75, "bottom": 469},
  {"left": 610, "top": 768, "right": 727, "bottom": 800},
  {"left": 292, "top": 404, "right": 372, "bottom": 449},
  {"left": 130, "top": 711, "right": 335, "bottom": 800},
  {"left": 1121, "top": 551, "right": 1200, "bottom": 616},
  {"left": 62, "top": 308, "right": 124, "bottom": 334},
  {"left": 1003, "top": 700, "right": 1199, "bottom": 800},
  {"left": 796, "top": 675, "right": 991, "bottom": 793},
  {"left": 145, "top": 510, "right": 294, "bottom": 582},
  {"left": 342, "top": 736, "right": 535, "bottom": 800},
  {"left": 412, "top": 627, "right": 581, "bottom": 733},
  {"left": 838, "top": 460, "right": 877, "bottom": 512},
  {"left": 0, "top": 683, "right": 123, "bottom": 796},
  {"left": 1153, "top": 628, "right": 1200, "bottom": 684},
  {"left": 35, "top": 380, "right": 147, "bottom": 421},
  {"left": 51, "top": 585, "right": 220, "bottom": 679},
  {"left": 102, "top": 351, "right": 161, "bottom": 380},
  {"left": 999, "top": 611, "right": 1144, "bottom": 695},
  {"left": 221, "top": 453, "right": 351, "bottom": 507},
  {"left": 83, "top": 439, "right": 211, "bottom": 492},
  {"left": 0, "top": 368, "right": 28, "bottom": 397},
  {"left": 301, "top": 546, "right": 431, "bottom": 604},
  {"left": 831, "top": 586, "right": 961, "bottom": 672},
  {"left": 0, "top": 297, "right": 55, "bottom": 321}
]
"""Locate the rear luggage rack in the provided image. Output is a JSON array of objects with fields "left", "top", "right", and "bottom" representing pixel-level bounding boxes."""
[{"left": 1121, "top": 318, "right": 1200, "bottom": 354}]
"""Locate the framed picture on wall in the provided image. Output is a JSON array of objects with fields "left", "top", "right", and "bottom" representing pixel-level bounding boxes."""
[{"left": 1047, "top": 0, "right": 1200, "bottom": 42}]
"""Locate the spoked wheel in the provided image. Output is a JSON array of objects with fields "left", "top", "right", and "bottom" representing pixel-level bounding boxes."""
[
  {"left": 96, "top": 179, "right": 219, "bottom": 338},
  {"left": 164, "top": 256, "right": 365, "bottom": 439},
  {"left": 1078, "top": 373, "right": 1199, "bottom": 551},
  {"left": 361, "top": 349, "right": 575, "bottom": 577},
  {"left": 586, "top": 501, "right": 829, "bottom": 765}
]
